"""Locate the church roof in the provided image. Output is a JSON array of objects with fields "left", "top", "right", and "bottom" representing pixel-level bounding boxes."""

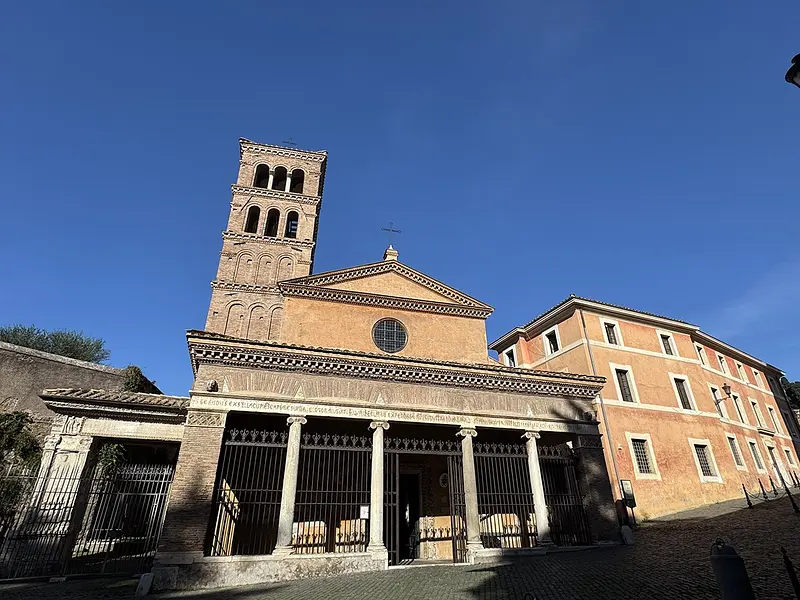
[
  {"left": 40, "top": 388, "right": 189, "bottom": 423},
  {"left": 278, "top": 258, "right": 494, "bottom": 319}
]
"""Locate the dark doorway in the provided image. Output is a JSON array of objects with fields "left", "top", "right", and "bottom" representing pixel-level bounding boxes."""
[{"left": 398, "top": 473, "right": 420, "bottom": 561}]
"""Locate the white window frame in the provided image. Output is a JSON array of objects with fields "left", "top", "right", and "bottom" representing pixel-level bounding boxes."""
[
  {"left": 695, "top": 344, "right": 707, "bottom": 366},
  {"left": 725, "top": 433, "right": 747, "bottom": 471},
  {"left": 609, "top": 362, "right": 641, "bottom": 404},
  {"left": 785, "top": 447, "right": 797, "bottom": 467},
  {"left": 753, "top": 370, "right": 764, "bottom": 390},
  {"left": 600, "top": 318, "right": 623, "bottom": 346},
  {"left": 669, "top": 373, "right": 697, "bottom": 411},
  {"left": 709, "top": 384, "right": 728, "bottom": 419},
  {"left": 688, "top": 437, "right": 723, "bottom": 483},
  {"left": 782, "top": 411, "right": 798, "bottom": 438},
  {"left": 767, "top": 406, "right": 783, "bottom": 434},
  {"left": 746, "top": 437, "right": 767, "bottom": 474},
  {"left": 503, "top": 347, "right": 517, "bottom": 368},
  {"left": 750, "top": 398, "right": 765, "bottom": 428},
  {"left": 542, "top": 325, "right": 562, "bottom": 356},
  {"left": 625, "top": 432, "right": 661, "bottom": 480},
  {"left": 764, "top": 441, "right": 785, "bottom": 481},
  {"left": 735, "top": 362, "right": 746, "bottom": 382},
  {"left": 656, "top": 330, "right": 678, "bottom": 357},
  {"left": 716, "top": 353, "right": 729, "bottom": 375},
  {"left": 732, "top": 393, "right": 748, "bottom": 425}
]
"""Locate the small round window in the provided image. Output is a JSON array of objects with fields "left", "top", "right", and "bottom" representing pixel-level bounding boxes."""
[{"left": 372, "top": 318, "right": 407, "bottom": 353}]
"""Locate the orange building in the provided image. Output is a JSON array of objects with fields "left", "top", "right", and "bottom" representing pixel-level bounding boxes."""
[{"left": 490, "top": 296, "right": 800, "bottom": 519}]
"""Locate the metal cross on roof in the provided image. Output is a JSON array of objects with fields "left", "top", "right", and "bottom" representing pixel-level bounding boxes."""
[
  {"left": 281, "top": 138, "right": 298, "bottom": 147},
  {"left": 381, "top": 222, "right": 401, "bottom": 245}
]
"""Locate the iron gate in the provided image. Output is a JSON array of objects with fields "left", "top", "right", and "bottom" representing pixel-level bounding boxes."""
[
  {"left": 474, "top": 442, "right": 537, "bottom": 549},
  {"left": 0, "top": 462, "right": 174, "bottom": 580},
  {"left": 293, "top": 432, "right": 371, "bottom": 554},
  {"left": 207, "top": 428, "right": 287, "bottom": 556},
  {"left": 383, "top": 437, "right": 466, "bottom": 566},
  {"left": 539, "top": 445, "right": 591, "bottom": 546}
]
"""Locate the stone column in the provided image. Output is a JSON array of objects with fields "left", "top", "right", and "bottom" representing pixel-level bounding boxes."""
[
  {"left": 156, "top": 410, "right": 227, "bottom": 558},
  {"left": 267, "top": 169, "right": 274, "bottom": 189},
  {"left": 368, "top": 421, "right": 389, "bottom": 554},
  {"left": 523, "top": 431, "right": 553, "bottom": 545},
  {"left": 286, "top": 172, "right": 293, "bottom": 193},
  {"left": 273, "top": 415, "right": 307, "bottom": 555},
  {"left": 457, "top": 427, "right": 484, "bottom": 553}
]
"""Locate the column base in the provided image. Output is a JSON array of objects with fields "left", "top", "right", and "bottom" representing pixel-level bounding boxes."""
[{"left": 271, "top": 545, "right": 295, "bottom": 557}]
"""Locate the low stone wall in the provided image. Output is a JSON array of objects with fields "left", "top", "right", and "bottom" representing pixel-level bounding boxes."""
[{"left": 151, "top": 551, "right": 388, "bottom": 591}]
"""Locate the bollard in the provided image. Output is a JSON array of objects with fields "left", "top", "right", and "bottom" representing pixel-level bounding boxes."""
[
  {"left": 782, "top": 547, "right": 800, "bottom": 597},
  {"left": 710, "top": 538, "right": 756, "bottom": 600},
  {"left": 759, "top": 479, "right": 769, "bottom": 501},
  {"left": 742, "top": 484, "right": 753, "bottom": 508},
  {"left": 779, "top": 472, "right": 800, "bottom": 513},
  {"left": 770, "top": 476, "right": 779, "bottom": 497}
]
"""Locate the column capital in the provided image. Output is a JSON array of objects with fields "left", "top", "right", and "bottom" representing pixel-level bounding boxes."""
[
  {"left": 523, "top": 431, "right": 541, "bottom": 440},
  {"left": 286, "top": 416, "right": 307, "bottom": 426},
  {"left": 369, "top": 421, "right": 390, "bottom": 431},
  {"left": 457, "top": 427, "right": 477, "bottom": 438}
]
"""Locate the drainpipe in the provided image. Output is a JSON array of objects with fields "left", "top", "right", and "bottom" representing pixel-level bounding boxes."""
[{"left": 579, "top": 308, "right": 622, "bottom": 500}]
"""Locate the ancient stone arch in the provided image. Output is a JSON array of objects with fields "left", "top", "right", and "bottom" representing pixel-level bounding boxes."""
[
  {"left": 268, "top": 306, "right": 284, "bottom": 340},
  {"left": 247, "top": 304, "right": 268, "bottom": 339},
  {"left": 224, "top": 303, "right": 246, "bottom": 338},
  {"left": 256, "top": 254, "right": 274, "bottom": 286},
  {"left": 234, "top": 252, "right": 255, "bottom": 283}
]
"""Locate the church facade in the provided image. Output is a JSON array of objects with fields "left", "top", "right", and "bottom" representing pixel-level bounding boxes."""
[{"left": 27, "top": 139, "right": 617, "bottom": 591}]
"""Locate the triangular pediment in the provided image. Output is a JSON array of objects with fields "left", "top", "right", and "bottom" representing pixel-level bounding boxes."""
[{"left": 279, "top": 260, "right": 493, "bottom": 317}]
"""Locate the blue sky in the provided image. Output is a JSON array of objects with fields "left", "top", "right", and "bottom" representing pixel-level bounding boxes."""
[{"left": 1, "top": 1, "right": 798, "bottom": 394}]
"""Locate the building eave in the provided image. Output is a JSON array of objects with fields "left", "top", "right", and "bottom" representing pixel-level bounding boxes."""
[
  {"left": 40, "top": 388, "right": 189, "bottom": 424},
  {"left": 187, "top": 330, "right": 605, "bottom": 400}
]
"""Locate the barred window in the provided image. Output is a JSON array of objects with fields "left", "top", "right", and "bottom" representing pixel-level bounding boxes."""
[
  {"left": 694, "top": 444, "right": 715, "bottom": 477},
  {"left": 631, "top": 439, "right": 653, "bottom": 474},
  {"left": 661, "top": 335, "right": 674, "bottom": 356},
  {"left": 675, "top": 378, "right": 692, "bottom": 410},
  {"left": 604, "top": 323, "right": 618, "bottom": 345},
  {"left": 749, "top": 442, "right": 764, "bottom": 470},
  {"left": 786, "top": 449, "right": 796, "bottom": 467},
  {"left": 616, "top": 369, "right": 634, "bottom": 402},
  {"left": 372, "top": 318, "right": 407, "bottom": 353},
  {"left": 727, "top": 437, "right": 743, "bottom": 467}
]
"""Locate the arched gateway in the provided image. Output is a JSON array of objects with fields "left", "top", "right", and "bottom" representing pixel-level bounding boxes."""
[{"left": 32, "top": 140, "right": 616, "bottom": 593}]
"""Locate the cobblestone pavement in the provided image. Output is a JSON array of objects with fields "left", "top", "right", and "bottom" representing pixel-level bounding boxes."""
[{"left": 4, "top": 496, "right": 800, "bottom": 600}]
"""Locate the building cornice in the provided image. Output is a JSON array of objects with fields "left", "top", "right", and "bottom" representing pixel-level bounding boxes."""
[
  {"left": 232, "top": 185, "right": 321, "bottom": 206},
  {"left": 40, "top": 389, "right": 189, "bottom": 424},
  {"left": 239, "top": 139, "right": 327, "bottom": 162},
  {"left": 282, "top": 260, "right": 493, "bottom": 312},
  {"left": 211, "top": 281, "right": 281, "bottom": 294},
  {"left": 187, "top": 332, "right": 605, "bottom": 400},
  {"left": 278, "top": 283, "right": 492, "bottom": 318},
  {"left": 222, "top": 230, "right": 315, "bottom": 248}
]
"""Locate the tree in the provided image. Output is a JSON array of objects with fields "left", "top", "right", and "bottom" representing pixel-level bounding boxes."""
[
  {"left": 0, "top": 412, "right": 41, "bottom": 469},
  {"left": 0, "top": 325, "right": 110, "bottom": 363},
  {"left": 784, "top": 381, "right": 800, "bottom": 410}
]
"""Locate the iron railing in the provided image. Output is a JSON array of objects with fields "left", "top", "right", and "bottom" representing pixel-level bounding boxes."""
[
  {"left": 293, "top": 433, "right": 371, "bottom": 554},
  {"left": 0, "top": 462, "right": 174, "bottom": 580},
  {"left": 539, "top": 445, "right": 592, "bottom": 546},
  {"left": 208, "top": 428, "right": 287, "bottom": 557},
  {"left": 474, "top": 442, "right": 537, "bottom": 549}
]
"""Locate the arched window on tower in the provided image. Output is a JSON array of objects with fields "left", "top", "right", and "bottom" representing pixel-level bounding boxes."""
[
  {"left": 265, "top": 209, "right": 280, "bottom": 237},
  {"left": 272, "top": 167, "right": 288, "bottom": 191},
  {"left": 284, "top": 211, "right": 299, "bottom": 238},
  {"left": 253, "top": 164, "right": 270, "bottom": 188},
  {"left": 244, "top": 206, "right": 260, "bottom": 233},
  {"left": 290, "top": 169, "right": 305, "bottom": 194}
]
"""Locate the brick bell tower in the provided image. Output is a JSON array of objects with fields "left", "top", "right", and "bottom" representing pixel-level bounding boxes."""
[{"left": 204, "top": 138, "right": 328, "bottom": 341}]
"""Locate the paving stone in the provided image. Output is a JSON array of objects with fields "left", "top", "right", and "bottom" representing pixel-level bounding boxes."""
[{"left": 3, "top": 496, "right": 799, "bottom": 600}]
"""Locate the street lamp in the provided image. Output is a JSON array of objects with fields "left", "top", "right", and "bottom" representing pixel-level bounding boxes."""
[
  {"left": 786, "top": 54, "right": 800, "bottom": 89},
  {"left": 718, "top": 382, "right": 732, "bottom": 407}
]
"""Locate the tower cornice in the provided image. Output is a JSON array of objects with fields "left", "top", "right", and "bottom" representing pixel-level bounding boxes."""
[
  {"left": 239, "top": 138, "right": 327, "bottom": 162},
  {"left": 221, "top": 230, "right": 315, "bottom": 249},
  {"left": 231, "top": 185, "right": 321, "bottom": 205}
]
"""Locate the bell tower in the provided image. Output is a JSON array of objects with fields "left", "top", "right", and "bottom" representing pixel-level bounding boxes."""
[{"left": 205, "top": 138, "right": 328, "bottom": 341}]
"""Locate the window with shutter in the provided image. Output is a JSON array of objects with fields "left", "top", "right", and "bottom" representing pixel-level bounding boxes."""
[
  {"left": 616, "top": 369, "right": 634, "bottom": 402},
  {"left": 727, "top": 437, "right": 744, "bottom": 467},
  {"left": 675, "top": 378, "right": 692, "bottom": 410},
  {"left": 605, "top": 323, "right": 618, "bottom": 345},
  {"left": 694, "top": 444, "right": 715, "bottom": 477},
  {"left": 749, "top": 442, "right": 764, "bottom": 470},
  {"left": 631, "top": 439, "right": 653, "bottom": 474}
]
